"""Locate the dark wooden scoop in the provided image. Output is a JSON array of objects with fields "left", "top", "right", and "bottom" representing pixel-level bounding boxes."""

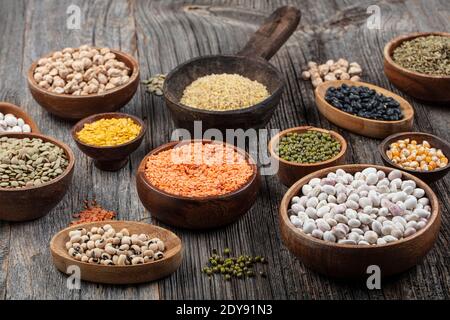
[{"left": 164, "top": 6, "right": 301, "bottom": 134}]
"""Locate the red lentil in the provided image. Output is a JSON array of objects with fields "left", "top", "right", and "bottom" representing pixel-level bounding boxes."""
[
  {"left": 70, "top": 200, "right": 116, "bottom": 225},
  {"left": 144, "top": 142, "right": 254, "bottom": 197}
]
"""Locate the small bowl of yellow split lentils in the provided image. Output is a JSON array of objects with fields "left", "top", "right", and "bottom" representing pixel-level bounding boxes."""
[{"left": 71, "top": 112, "right": 146, "bottom": 171}]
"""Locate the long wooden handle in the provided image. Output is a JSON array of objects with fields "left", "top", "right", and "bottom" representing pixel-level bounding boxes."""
[{"left": 238, "top": 6, "right": 301, "bottom": 60}]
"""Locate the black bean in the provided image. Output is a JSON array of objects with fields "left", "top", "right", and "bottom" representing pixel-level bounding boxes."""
[{"left": 325, "top": 85, "right": 403, "bottom": 121}]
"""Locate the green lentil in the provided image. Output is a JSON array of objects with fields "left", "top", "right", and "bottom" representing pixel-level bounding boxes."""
[
  {"left": 276, "top": 130, "right": 341, "bottom": 164},
  {"left": 0, "top": 137, "right": 69, "bottom": 189},
  {"left": 201, "top": 249, "right": 268, "bottom": 282}
]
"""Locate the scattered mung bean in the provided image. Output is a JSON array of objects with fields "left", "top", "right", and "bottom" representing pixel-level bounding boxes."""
[{"left": 201, "top": 248, "right": 268, "bottom": 281}]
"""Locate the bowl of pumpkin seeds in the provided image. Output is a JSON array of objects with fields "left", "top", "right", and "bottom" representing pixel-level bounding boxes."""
[
  {"left": 269, "top": 126, "right": 347, "bottom": 187},
  {"left": 0, "top": 133, "right": 75, "bottom": 221}
]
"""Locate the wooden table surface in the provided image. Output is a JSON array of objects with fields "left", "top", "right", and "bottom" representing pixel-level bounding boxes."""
[{"left": 0, "top": 0, "right": 449, "bottom": 300}]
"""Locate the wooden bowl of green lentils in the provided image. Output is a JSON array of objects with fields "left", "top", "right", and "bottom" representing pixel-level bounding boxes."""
[
  {"left": 0, "top": 133, "right": 75, "bottom": 221},
  {"left": 269, "top": 126, "right": 347, "bottom": 187}
]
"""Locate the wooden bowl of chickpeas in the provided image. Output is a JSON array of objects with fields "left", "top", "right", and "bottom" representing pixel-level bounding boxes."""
[
  {"left": 27, "top": 45, "right": 140, "bottom": 120},
  {"left": 379, "top": 132, "right": 450, "bottom": 183}
]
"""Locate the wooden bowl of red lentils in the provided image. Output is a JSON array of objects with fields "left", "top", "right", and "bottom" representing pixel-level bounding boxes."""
[
  {"left": 379, "top": 132, "right": 450, "bottom": 183},
  {"left": 136, "top": 140, "right": 260, "bottom": 230}
]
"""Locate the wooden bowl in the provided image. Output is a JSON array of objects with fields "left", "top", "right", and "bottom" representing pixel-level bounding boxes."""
[
  {"left": 268, "top": 126, "right": 347, "bottom": 187},
  {"left": 71, "top": 112, "right": 146, "bottom": 171},
  {"left": 279, "top": 164, "right": 440, "bottom": 278},
  {"left": 384, "top": 32, "right": 450, "bottom": 102},
  {"left": 315, "top": 80, "right": 414, "bottom": 139},
  {"left": 0, "top": 133, "right": 75, "bottom": 221},
  {"left": 50, "top": 221, "right": 183, "bottom": 284},
  {"left": 0, "top": 102, "right": 40, "bottom": 133},
  {"left": 27, "top": 49, "right": 140, "bottom": 120},
  {"left": 379, "top": 132, "right": 450, "bottom": 183},
  {"left": 136, "top": 140, "right": 260, "bottom": 229},
  {"left": 163, "top": 6, "right": 300, "bottom": 134}
]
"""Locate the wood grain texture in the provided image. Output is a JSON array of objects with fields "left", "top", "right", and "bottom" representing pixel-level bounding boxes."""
[{"left": 0, "top": 0, "right": 449, "bottom": 300}]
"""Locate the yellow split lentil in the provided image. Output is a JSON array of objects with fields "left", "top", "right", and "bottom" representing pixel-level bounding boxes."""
[
  {"left": 180, "top": 73, "right": 270, "bottom": 111},
  {"left": 76, "top": 117, "right": 141, "bottom": 147},
  {"left": 386, "top": 138, "right": 448, "bottom": 171}
]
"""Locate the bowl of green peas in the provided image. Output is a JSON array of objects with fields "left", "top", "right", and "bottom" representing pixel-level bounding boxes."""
[{"left": 269, "top": 126, "right": 347, "bottom": 187}]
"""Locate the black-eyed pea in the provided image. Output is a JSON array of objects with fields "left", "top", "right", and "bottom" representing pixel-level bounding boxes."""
[
  {"left": 154, "top": 252, "right": 164, "bottom": 260},
  {"left": 69, "top": 230, "right": 82, "bottom": 238},
  {"left": 70, "top": 235, "right": 81, "bottom": 243},
  {"left": 105, "top": 245, "right": 116, "bottom": 255},
  {"left": 143, "top": 250, "right": 154, "bottom": 258},
  {"left": 93, "top": 248, "right": 103, "bottom": 258},
  {"left": 68, "top": 248, "right": 76, "bottom": 256},
  {"left": 102, "top": 259, "right": 114, "bottom": 266},
  {"left": 95, "top": 239, "right": 106, "bottom": 249},
  {"left": 117, "top": 254, "right": 127, "bottom": 266},
  {"left": 81, "top": 255, "right": 89, "bottom": 263},
  {"left": 149, "top": 243, "right": 159, "bottom": 252},
  {"left": 101, "top": 252, "right": 112, "bottom": 260},
  {"left": 74, "top": 253, "right": 82, "bottom": 261},
  {"left": 132, "top": 257, "right": 144, "bottom": 265},
  {"left": 121, "top": 236, "right": 131, "bottom": 245}
]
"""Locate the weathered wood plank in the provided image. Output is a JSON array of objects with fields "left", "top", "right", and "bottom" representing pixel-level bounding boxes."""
[{"left": 0, "top": 0, "right": 449, "bottom": 300}]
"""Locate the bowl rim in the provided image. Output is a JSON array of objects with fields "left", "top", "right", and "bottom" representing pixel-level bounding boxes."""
[
  {"left": 0, "top": 101, "right": 40, "bottom": 133},
  {"left": 383, "top": 32, "right": 450, "bottom": 80},
  {"left": 137, "top": 139, "right": 259, "bottom": 201},
  {"left": 315, "top": 79, "right": 415, "bottom": 125},
  {"left": 27, "top": 48, "right": 140, "bottom": 99},
  {"left": 279, "top": 164, "right": 440, "bottom": 249},
  {"left": 268, "top": 126, "right": 347, "bottom": 167},
  {"left": 71, "top": 112, "right": 147, "bottom": 150},
  {"left": 379, "top": 131, "right": 450, "bottom": 174},
  {"left": 50, "top": 220, "right": 183, "bottom": 269},
  {"left": 0, "top": 132, "right": 75, "bottom": 192},
  {"left": 163, "top": 54, "right": 285, "bottom": 115}
]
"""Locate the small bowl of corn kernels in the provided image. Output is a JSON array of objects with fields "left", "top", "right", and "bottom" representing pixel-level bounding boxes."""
[{"left": 379, "top": 132, "right": 450, "bottom": 183}]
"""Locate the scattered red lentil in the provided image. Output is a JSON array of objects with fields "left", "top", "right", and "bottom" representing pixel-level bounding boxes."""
[
  {"left": 70, "top": 200, "right": 116, "bottom": 225},
  {"left": 144, "top": 142, "right": 254, "bottom": 198}
]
